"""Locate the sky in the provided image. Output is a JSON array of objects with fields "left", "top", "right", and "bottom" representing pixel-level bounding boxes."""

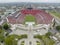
[{"left": 0, "top": 0, "right": 60, "bottom": 3}]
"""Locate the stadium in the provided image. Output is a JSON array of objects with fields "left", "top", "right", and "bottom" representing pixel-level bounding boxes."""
[
  {"left": 7, "top": 8, "right": 54, "bottom": 24},
  {"left": 0, "top": 2, "right": 60, "bottom": 45},
  {"left": 7, "top": 7, "right": 54, "bottom": 35}
]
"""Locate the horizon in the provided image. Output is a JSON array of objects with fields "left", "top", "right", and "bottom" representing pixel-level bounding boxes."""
[
  {"left": 0, "top": 0, "right": 60, "bottom": 3},
  {"left": 0, "top": 2, "right": 60, "bottom": 4}
]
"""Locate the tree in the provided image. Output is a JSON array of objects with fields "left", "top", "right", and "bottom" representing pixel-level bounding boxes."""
[
  {"left": 3, "top": 23, "right": 10, "bottom": 30},
  {"left": 0, "top": 30, "right": 5, "bottom": 43},
  {"left": 4, "top": 37, "right": 15, "bottom": 45},
  {"left": 56, "top": 26, "right": 60, "bottom": 31},
  {"left": 34, "top": 35, "right": 42, "bottom": 39},
  {"left": 4, "top": 35, "right": 19, "bottom": 45},
  {"left": 0, "top": 25, "right": 2, "bottom": 30},
  {"left": 45, "top": 32, "right": 52, "bottom": 38}
]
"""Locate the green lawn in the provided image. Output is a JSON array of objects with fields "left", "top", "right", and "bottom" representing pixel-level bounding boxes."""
[
  {"left": 49, "top": 10, "right": 60, "bottom": 18},
  {"left": 0, "top": 30, "right": 5, "bottom": 42},
  {"left": 36, "top": 41, "right": 41, "bottom": 45},
  {"left": 42, "top": 36, "right": 55, "bottom": 45},
  {"left": 4, "top": 34, "right": 27, "bottom": 45},
  {"left": 34, "top": 34, "right": 55, "bottom": 45},
  {"left": 25, "top": 15, "right": 35, "bottom": 22},
  {"left": 21, "top": 41, "right": 25, "bottom": 45}
]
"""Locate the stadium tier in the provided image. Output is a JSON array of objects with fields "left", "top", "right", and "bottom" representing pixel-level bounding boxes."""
[{"left": 7, "top": 9, "right": 53, "bottom": 24}]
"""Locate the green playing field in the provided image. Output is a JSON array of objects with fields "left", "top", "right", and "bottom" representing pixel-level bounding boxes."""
[{"left": 25, "top": 14, "right": 35, "bottom": 22}]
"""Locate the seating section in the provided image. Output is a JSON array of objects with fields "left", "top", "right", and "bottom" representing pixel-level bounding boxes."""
[{"left": 7, "top": 9, "right": 53, "bottom": 24}]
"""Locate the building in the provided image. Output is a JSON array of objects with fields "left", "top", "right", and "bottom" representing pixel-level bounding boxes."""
[{"left": 7, "top": 7, "right": 54, "bottom": 33}]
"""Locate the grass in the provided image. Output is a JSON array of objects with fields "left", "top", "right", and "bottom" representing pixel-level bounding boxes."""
[
  {"left": 4, "top": 34, "right": 27, "bottom": 45},
  {"left": 42, "top": 36, "right": 55, "bottom": 45},
  {"left": 36, "top": 41, "right": 40, "bottom": 45},
  {"left": 34, "top": 34, "right": 55, "bottom": 45},
  {"left": 25, "top": 14, "right": 35, "bottom": 22},
  {"left": 0, "top": 30, "right": 5, "bottom": 42},
  {"left": 49, "top": 10, "right": 60, "bottom": 18},
  {"left": 21, "top": 41, "right": 25, "bottom": 45}
]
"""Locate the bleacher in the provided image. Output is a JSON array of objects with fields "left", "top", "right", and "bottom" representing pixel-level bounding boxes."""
[{"left": 7, "top": 8, "right": 53, "bottom": 24}]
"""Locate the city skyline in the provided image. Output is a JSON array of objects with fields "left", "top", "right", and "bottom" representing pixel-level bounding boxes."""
[{"left": 0, "top": 0, "right": 60, "bottom": 3}]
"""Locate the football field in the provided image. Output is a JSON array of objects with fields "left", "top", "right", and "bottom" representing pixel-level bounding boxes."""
[{"left": 25, "top": 15, "right": 35, "bottom": 22}]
